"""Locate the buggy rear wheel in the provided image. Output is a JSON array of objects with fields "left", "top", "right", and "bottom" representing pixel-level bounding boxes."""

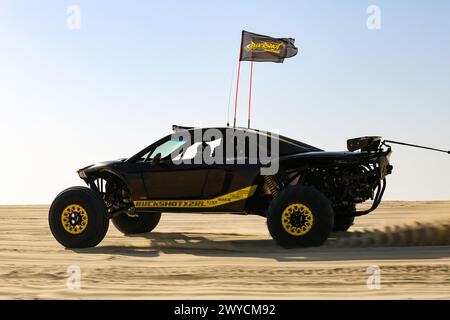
[
  {"left": 267, "top": 185, "right": 334, "bottom": 248},
  {"left": 49, "top": 186, "right": 109, "bottom": 248}
]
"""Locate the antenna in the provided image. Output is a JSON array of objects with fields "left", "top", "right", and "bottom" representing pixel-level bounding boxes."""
[{"left": 384, "top": 140, "right": 450, "bottom": 154}]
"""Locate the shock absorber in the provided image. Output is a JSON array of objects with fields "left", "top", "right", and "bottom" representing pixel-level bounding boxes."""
[{"left": 264, "top": 175, "right": 279, "bottom": 197}]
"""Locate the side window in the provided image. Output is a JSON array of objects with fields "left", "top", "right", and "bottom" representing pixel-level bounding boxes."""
[
  {"left": 173, "top": 138, "right": 223, "bottom": 161},
  {"left": 148, "top": 139, "right": 186, "bottom": 160},
  {"left": 173, "top": 142, "right": 202, "bottom": 161},
  {"left": 204, "top": 138, "right": 222, "bottom": 157}
]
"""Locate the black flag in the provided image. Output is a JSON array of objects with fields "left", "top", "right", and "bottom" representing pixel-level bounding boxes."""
[{"left": 240, "top": 30, "right": 298, "bottom": 63}]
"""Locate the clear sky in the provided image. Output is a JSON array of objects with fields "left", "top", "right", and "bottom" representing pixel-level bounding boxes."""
[{"left": 0, "top": 0, "right": 449, "bottom": 204}]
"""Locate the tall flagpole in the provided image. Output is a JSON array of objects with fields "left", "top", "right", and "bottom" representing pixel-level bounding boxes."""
[
  {"left": 232, "top": 61, "right": 241, "bottom": 128},
  {"left": 247, "top": 61, "right": 254, "bottom": 128},
  {"left": 233, "top": 32, "right": 245, "bottom": 128}
]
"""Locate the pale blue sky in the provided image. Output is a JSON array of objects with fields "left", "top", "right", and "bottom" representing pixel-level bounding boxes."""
[{"left": 0, "top": 0, "right": 449, "bottom": 203}]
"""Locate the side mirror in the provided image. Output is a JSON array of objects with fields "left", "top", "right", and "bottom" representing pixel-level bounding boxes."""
[{"left": 152, "top": 153, "right": 162, "bottom": 166}]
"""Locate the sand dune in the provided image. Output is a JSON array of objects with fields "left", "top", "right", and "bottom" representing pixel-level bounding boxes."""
[{"left": 0, "top": 202, "right": 449, "bottom": 299}]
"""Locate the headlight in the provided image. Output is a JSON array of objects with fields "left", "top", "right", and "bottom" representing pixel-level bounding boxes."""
[{"left": 78, "top": 170, "right": 87, "bottom": 178}]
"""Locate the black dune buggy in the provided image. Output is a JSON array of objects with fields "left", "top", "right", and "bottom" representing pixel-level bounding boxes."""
[{"left": 49, "top": 126, "right": 393, "bottom": 248}]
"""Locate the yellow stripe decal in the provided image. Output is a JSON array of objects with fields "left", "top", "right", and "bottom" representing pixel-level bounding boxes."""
[{"left": 134, "top": 185, "right": 257, "bottom": 208}]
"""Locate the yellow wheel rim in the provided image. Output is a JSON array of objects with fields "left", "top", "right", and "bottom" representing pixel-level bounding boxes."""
[
  {"left": 281, "top": 203, "right": 314, "bottom": 236},
  {"left": 61, "top": 204, "right": 89, "bottom": 234}
]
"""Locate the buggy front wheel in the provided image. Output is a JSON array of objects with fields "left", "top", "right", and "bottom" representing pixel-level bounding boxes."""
[{"left": 49, "top": 186, "right": 109, "bottom": 248}]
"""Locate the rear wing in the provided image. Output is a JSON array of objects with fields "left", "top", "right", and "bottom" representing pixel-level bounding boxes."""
[{"left": 347, "top": 136, "right": 382, "bottom": 152}]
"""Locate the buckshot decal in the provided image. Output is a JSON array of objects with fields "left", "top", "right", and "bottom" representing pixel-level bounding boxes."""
[{"left": 134, "top": 185, "right": 257, "bottom": 208}]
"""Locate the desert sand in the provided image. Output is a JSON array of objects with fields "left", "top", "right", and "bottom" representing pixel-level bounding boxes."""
[{"left": 0, "top": 202, "right": 449, "bottom": 299}]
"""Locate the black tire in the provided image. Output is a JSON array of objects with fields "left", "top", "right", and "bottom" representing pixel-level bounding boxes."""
[
  {"left": 49, "top": 186, "right": 109, "bottom": 248},
  {"left": 332, "top": 205, "right": 355, "bottom": 232},
  {"left": 112, "top": 212, "right": 161, "bottom": 235},
  {"left": 267, "top": 185, "right": 334, "bottom": 248},
  {"left": 333, "top": 216, "right": 355, "bottom": 232}
]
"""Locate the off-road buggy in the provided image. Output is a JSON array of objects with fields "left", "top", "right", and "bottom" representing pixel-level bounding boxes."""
[{"left": 49, "top": 126, "right": 393, "bottom": 248}]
